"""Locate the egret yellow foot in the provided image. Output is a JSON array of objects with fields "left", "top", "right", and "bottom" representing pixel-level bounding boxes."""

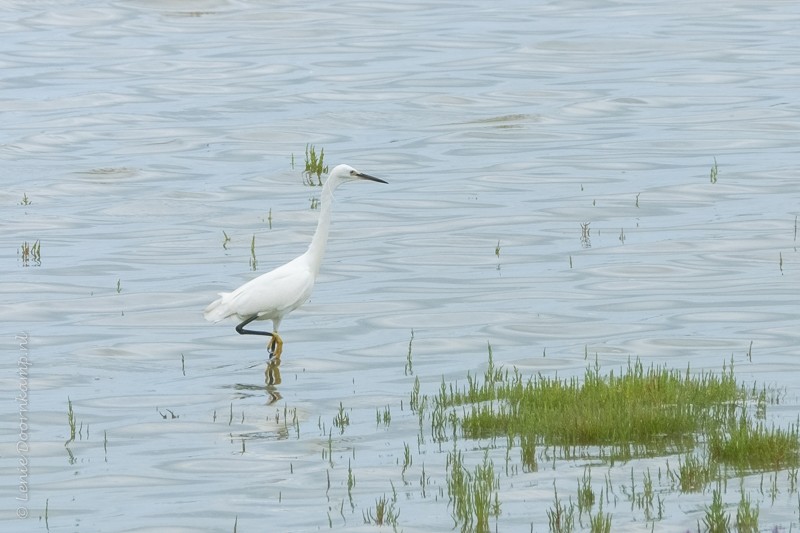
[{"left": 268, "top": 332, "right": 283, "bottom": 360}]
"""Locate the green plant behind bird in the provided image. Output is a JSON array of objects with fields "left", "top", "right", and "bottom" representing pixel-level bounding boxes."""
[{"left": 303, "top": 144, "right": 328, "bottom": 186}]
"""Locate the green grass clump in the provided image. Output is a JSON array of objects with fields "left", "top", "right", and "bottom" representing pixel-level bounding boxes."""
[
  {"left": 735, "top": 491, "right": 759, "bottom": 532},
  {"left": 702, "top": 485, "right": 730, "bottom": 532},
  {"left": 546, "top": 485, "right": 574, "bottom": 533},
  {"left": 708, "top": 415, "right": 799, "bottom": 470},
  {"left": 447, "top": 449, "right": 500, "bottom": 533},
  {"left": 362, "top": 492, "right": 399, "bottom": 527},
  {"left": 333, "top": 402, "right": 350, "bottom": 434},
  {"left": 402, "top": 344, "right": 799, "bottom": 531},
  {"left": 420, "top": 347, "right": 798, "bottom": 471},
  {"left": 448, "top": 354, "right": 741, "bottom": 455},
  {"left": 19, "top": 240, "right": 41, "bottom": 266},
  {"left": 302, "top": 144, "right": 328, "bottom": 186},
  {"left": 576, "top": 468, "right": 595, "bottom": 515},
  {"left": 672, "top": 453, "right": 717, "bottom": 493},
  {"left": 589, "top": 506, "right": 612, "bottom": 533}
]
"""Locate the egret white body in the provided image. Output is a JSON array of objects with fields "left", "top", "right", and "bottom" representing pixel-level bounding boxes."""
[{"left": 204, "top": 164, "right": 387, "bottom": 359}]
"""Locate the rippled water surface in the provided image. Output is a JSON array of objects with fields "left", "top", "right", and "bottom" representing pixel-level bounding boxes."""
[{"left": 2, "top": 1, "right": 799, "bottom": 531}]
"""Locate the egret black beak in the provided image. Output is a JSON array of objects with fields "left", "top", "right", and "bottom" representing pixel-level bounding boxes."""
[{"left": 356, "top": 172, "right": 388, "bottom": 184}]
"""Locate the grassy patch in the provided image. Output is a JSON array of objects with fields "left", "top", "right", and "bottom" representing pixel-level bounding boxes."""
[
  {"left": 420, "top": 346, "right": 798, "bottom": 472},
  {"left": 391, "top": 347, "right": 799, "bottom": 531},
  {"left": 709, "top": 415, "right": 800, "bottom": 471}
]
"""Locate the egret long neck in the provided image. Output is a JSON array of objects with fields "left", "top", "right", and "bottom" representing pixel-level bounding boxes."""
[{"left": 305, "top": 179, "right": 337, "bottom": 277}]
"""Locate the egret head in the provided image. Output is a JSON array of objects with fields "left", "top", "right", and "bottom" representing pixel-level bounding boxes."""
[{"left": 327, "top": 164, "right": 387, "bottom": 186}]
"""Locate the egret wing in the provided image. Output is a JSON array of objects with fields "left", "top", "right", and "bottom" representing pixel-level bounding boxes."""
[{"left": 226, "top": 256, "right": 316, "bottom": 320}]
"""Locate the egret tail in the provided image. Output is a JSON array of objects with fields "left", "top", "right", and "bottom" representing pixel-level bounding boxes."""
[{"left": 203, "top": 292, "right": 235, "bottom": 322}]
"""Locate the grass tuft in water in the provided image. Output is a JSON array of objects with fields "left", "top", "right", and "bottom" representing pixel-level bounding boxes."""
[
  {"left": 520, "top": 433, "right": 537, "bottom": 472},
  {"left": 736, "top": 491, "right": 759, "bottom": 532},
  {"left": 333, "top": 402, "right": 350, "bottom": 434},
  {"left": 347, "top": 460, "right": 356, "bottom": 509},
  {"left": 702, "top": 484, "right": 730, "bottom": 532},
  {"left": 577, "top": 467, "right": 595, "bottom": 516},
  {"left": 447, "top": 448, "right": 500, "bottom": 533},
  {"left": 66, "top": 397, "right": 76, "bottom": 445},
  {"left": 20, "top": 192, "right": 32, "bottom": 205},
  {"left": 405, "top": 329, "right": 414, "bottom": 376},
  {"left": 402, "top": 442, "right": 412, "bottom": 476},
  {"left": 634, "top": 468, "right": 658, "bottom": 520},
  {"left": 377, "top": 405, "right": 391, "bottom": 427},
  {"left": 249, "top": 234, "right": 257, "bottom": 271},
  {"left": 580, "top": 222, "right": 591, "bottom": 248},
  {"left": 410, "top": 376, "right": 421, "bottom": 412},
  {"left": 708, "top": 415, "right": 800, "bottom": 471},
  {"left": 671, "top": 453, "right": 717, "bottom": 493},
  {"left": 588, "top": 503, "right": 611, "bottom": 533},
  {"left": 710, "top": 157, "right": 719, "bottom": 183},
  {"left": 420, "top": 463, "right": 429, "bottom": 498},
  {"left": 546, "top": 484, "right": 574, "bottom": 533},
  {"left": 19, "top": 240, "right": 41, "bottom": 266},
  {"left": 303, "top": 144, "right": 328, "bottom": 186},
  {"left": 363, "top": 493, "right": 399, "bottom": 528}
]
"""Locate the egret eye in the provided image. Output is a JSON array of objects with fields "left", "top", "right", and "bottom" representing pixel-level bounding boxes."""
[{"left": 350, "top": 170, "right": 356, "bottom": 176}]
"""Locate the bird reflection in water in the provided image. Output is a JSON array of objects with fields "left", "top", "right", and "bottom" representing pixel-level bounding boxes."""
[{"left": 265, "top": 357, "right": 281, "bottom": 391}]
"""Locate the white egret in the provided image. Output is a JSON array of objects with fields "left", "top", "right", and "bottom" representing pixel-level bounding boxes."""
[{"left": 204, "top": 164, "right": 387, "bottom": 360}]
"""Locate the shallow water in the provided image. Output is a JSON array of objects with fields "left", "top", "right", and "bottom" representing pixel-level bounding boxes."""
[{"left": 2, "top": 0, "right": 799, "bottom": 531}]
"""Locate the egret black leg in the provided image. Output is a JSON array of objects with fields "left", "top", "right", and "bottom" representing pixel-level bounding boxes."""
[
  {"left": 235, "top": 315, "right": 283, "bottom": 359},
  {"left": 235, "top": 315, "right": 273, "bottom": 337}
]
